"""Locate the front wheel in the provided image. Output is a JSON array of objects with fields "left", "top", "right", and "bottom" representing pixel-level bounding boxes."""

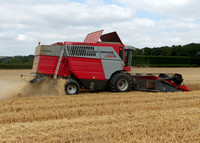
[
  {"left": 65, "top": 79, "right": 80, "bottom": 95},
  {"left": 109, "top": 72, "right": 133, "bottom": 92}
]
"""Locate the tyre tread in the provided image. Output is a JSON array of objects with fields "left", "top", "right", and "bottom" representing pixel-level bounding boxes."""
[
  {"left": 109, "top": 72, "right": 133, "bottom": 92},
  {"left": 65, "top": 79, "right": 80, "bottom": 95}
]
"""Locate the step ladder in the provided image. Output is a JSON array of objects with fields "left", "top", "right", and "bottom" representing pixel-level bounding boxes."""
[{"left": 54, "top": 46, "right": 65, "bottom": 79}]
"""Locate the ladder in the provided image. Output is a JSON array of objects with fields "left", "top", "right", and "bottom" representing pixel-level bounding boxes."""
[{"left": 54, "top": 46, "right": 65, "bottom": 78}]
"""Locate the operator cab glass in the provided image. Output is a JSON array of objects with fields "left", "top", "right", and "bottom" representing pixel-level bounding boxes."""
[
  {"left": 125, "top": 49, "right": 133, "bottom": 66},
  {"left": 124, "top": 45, "right": 135, "bottom": 67}
]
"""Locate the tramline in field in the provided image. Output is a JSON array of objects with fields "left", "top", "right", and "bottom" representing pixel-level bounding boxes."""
[{"left": 30, "top": 30, "right": 189, "bottom": 94}]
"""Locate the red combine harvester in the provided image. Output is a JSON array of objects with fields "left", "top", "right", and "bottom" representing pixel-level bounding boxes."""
[{"left": 31, "top": 30, "right": 189, "bottom": 94}]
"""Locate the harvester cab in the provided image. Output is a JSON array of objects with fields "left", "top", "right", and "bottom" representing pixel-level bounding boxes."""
[
  {"left": 124, "top": 45, "right": 134, "bottom": 67},
  {"left": 30, "top": 30, "right": 189, "bottom": 94}
]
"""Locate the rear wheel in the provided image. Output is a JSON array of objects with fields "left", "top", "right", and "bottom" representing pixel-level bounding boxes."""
[
  {"left": 109, "top": 72, "right": 133, "bottom": 92},
  {"left": 65, "top": 79, "right": 80, "bottom": 95}
]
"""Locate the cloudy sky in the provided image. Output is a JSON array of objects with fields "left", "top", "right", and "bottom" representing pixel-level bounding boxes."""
[{"left": 0, "top": 0, "right": 200, "bottom": 56}]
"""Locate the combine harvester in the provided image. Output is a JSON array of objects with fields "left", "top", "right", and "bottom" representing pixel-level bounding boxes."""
[{"left": 30, "top": 30, "right": 189, "bottom": 94}]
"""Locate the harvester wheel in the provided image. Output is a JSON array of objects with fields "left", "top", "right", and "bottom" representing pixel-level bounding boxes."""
[
  {"left": 65, "top": 79, "right": 80, "bottom": 95},
  {"left": 173, "top": 74, "right": 183, "bottom": 86},
  {"left": 159, "top": 73, "right": 169, "bottom": 79},
  {"left": 109, "top": 72, "right": 133, "bottom": 92}
]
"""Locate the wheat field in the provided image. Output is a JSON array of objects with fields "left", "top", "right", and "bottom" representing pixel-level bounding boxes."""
[{"left": 0, "top": 68, "right": 200, "bottom": 142}]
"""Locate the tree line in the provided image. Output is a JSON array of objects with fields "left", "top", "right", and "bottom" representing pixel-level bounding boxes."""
[
  {"left": 133, "top": 43, "right": 200, "bottom": 57},
  {"left": 0, "top": 55, "right": 34, "bottom": 69},
  {"left": 0, "top": 55, "right": 34, "bottom": 64}
]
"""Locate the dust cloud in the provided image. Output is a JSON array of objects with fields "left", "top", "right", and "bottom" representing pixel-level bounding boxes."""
[
  {"left": 20, "top": 79, "right": 66, "bottom": 97},
  {"left": 0, "top": 80, "right": 26, "bottom": 99},
  {"left": 0, "top": 79, "right": 66, "bottom": 99}
]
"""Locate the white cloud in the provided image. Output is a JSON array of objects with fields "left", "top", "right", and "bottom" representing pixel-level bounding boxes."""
[
  {"left": 117, "top": 0, "right": 200, "bottom": 18},
  {"left": 0, "top": 0, "right": 200, "bottom": 56},
  {"left": 101, "top": 17, "right": 200, "bottom": 48},
  {"left": 17, "top": 34, "right": 27, "bottom": 41},
  {"left": 0, "top": 0, "right": 133, "bottom": 55}
]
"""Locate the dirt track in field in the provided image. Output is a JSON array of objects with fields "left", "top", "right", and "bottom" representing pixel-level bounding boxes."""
[{"left": 0, "top": 68, "right": 200, "bottom": 142}]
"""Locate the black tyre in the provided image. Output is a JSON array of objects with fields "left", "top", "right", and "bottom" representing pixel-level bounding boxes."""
[
  {"left": 172, "top": 73, "right": 183, "bottom": 86},
  {"left": 109, "top": 72, "right": 133, "bottom": 92},
  {"left": 65, "top": 79, "right": 80, "bottom": 95},
  {"left": 159, "top": 73, "right": 169, "bottom": 79}
]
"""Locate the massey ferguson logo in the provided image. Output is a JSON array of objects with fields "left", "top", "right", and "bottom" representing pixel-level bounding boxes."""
[
  {"left": 104, "top": 54, "right": 115, "bottom": 58},
  {"left": 100, "top": 51, "right": 115, "bottom": 58}
]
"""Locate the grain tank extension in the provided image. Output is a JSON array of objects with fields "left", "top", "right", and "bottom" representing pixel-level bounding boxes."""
[{"left": 31, "top": 30, "right": 189, "bottom": 94}]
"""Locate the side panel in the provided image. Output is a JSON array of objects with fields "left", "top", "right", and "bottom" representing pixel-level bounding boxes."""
[
  {"left": 35, "top": 45, "right": 62, "bottom": 56},
  {"left": 101, "top": 60, "right": 124, "bottom": 79},
  {"left": 68, "top": 57, "right": 105, "bottom": 80},
  {"left": 37, "top": 55, "right": 59, "bottom": 75},
  {"left": 35, "top": 55, "right": 70, "bottom": 77},
  {"left": 99, "top": 46, "right": 124, "bottom": 79},
  {"left": 31, "top": 56, "right": 40, "bottom": 74}
]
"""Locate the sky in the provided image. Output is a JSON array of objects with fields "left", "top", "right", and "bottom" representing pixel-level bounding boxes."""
[{"left": 0, "top": 0, "right": 200, "bottom": 56}]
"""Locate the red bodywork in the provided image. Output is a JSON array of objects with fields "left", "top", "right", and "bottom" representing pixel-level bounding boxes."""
[{"left": 33, "top": 30, "right": 129, "bottom": 80}]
